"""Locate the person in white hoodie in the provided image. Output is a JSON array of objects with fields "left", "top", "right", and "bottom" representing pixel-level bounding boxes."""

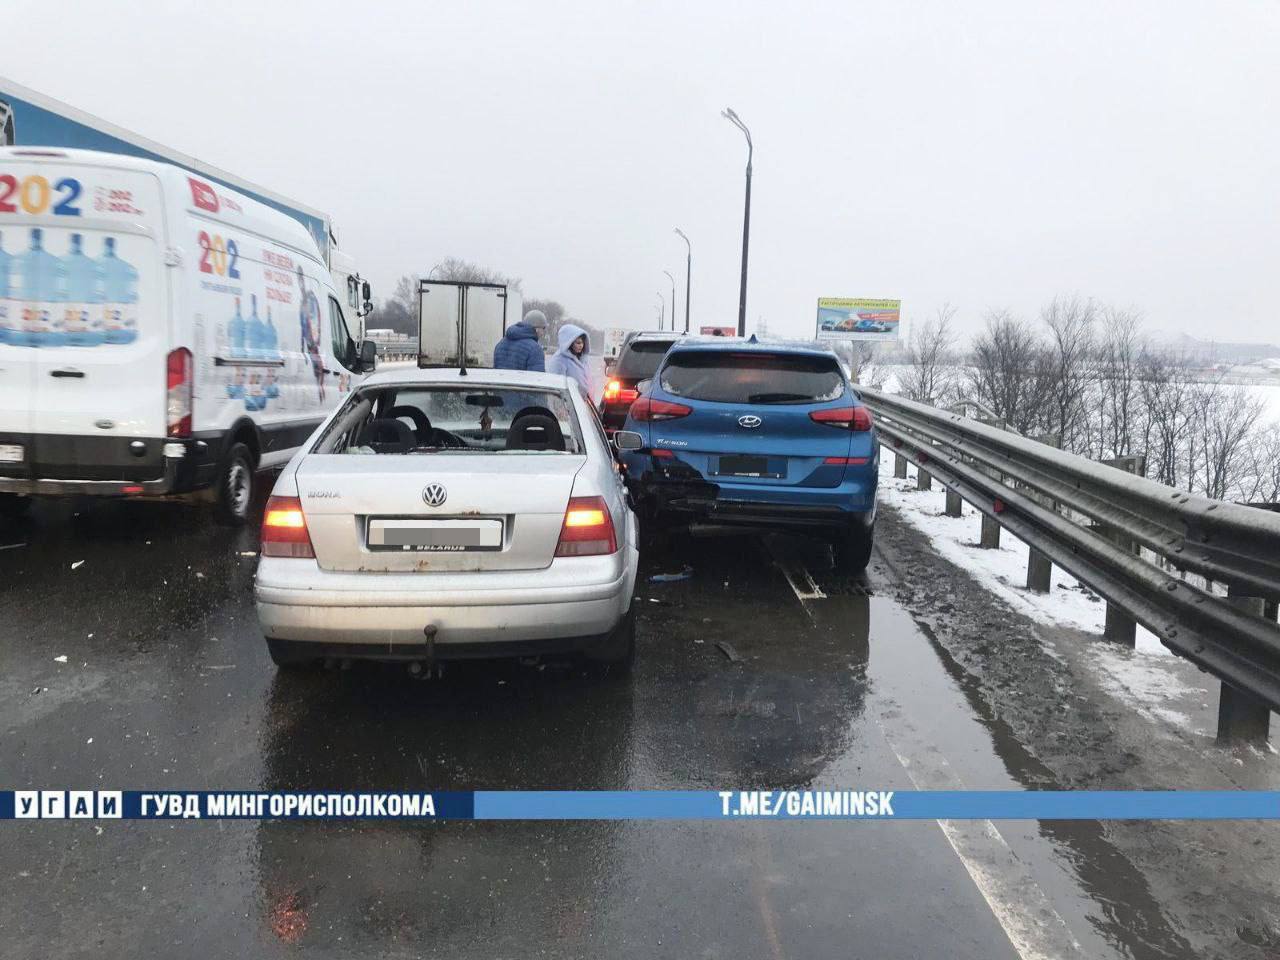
[{"left": 547, "top": 323, "right": 591, "bottom": 396}]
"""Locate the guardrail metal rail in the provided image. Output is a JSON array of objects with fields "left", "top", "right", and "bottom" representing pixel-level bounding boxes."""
[{"left": 858, "top": 386, "right": 1280, "bottom": 745}]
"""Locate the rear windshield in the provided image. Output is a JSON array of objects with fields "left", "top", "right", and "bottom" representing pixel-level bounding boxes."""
[
  {"left": 615, "top": 339, "right": 676, "bottom": 379},
  {"left": 313, "top": 385, "right": 584, "bottom": 455},
  {"left": 659, "top": 351, "right": 845, "bottom": 404}
]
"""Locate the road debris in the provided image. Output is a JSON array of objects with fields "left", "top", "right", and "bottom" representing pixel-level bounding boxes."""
[
  {"left": 53, "top": 655, "right": 68, "bottom": 663},
  {"left": 70, "top": 560, "right": 85, "bottom": 570},
  {"left": 715, "top": 641, "right": 741, "bottom": 662},
  {"left": 650, "top": 566, "right": 693, "bottom": 583}
]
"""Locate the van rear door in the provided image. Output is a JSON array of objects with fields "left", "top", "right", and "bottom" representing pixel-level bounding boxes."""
[{"left": 0, "top": 159, "right": 170, "bottom": 480}]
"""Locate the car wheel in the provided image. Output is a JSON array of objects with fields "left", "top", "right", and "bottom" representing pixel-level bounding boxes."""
[
  {"left": 214, "top": 442, "right": 254, "bottom": 526},
  {"left": 266, "top": 638, "right": 318, "bottom": 671},
  {"left": 833, "top": 524, "right": 874, "bottom": 574},
  {"left": 585, "top": 605, "right": 636, "bottom": 672},
  {"left": 0, "top": 493, "right": 32, "bottom": 520}
]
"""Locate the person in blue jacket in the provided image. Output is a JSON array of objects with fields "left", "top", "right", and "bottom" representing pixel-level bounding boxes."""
[
  {"left": 547, "top": 323, "right": 591, "bottom": 395},
  {"left": 493, "top": 309, "right": 548, "bottom": 371}
]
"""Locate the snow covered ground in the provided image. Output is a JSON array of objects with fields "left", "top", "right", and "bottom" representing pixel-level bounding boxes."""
[{"left": 873, "top": 454, "right": 1230, "bottom": 733}]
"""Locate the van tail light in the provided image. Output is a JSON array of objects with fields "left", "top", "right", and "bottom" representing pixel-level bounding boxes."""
[
  {"left": 603, "top": 378, "right": 640, "bottom": 407},
  {"left": 555, "top": 496, "right": 618, "bottom": 557},
  {"left": 629, "top": 396, "right": 692, "bottom": 422},
  {"left": 810, "top": 406, "right": 873, "bottom": 431},
  {"left": 166, "top": 347, "right": 193, "bottom": 438},
  {"left": 261, "top": 496, "right": 315, "bottom": 558}
]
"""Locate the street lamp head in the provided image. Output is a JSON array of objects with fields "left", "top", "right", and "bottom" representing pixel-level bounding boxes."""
[
  {"left": 663, "top": 269, "right": 675, "bottom": 282},
  {"left": 722, "top": 107, "right": 737, "bottom": 122}
]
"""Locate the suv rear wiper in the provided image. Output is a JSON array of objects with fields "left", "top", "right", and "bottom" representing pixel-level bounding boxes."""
[{"left": 747, "top": 392, "right": 811, "bottom": 403}]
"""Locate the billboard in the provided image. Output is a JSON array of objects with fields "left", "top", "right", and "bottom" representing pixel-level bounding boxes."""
[
  {"left": 700, "top": 325, "right": 736, "bottom": 337},
  {"left": 815, "top": 298, "right": 901, "bottom": 341}
]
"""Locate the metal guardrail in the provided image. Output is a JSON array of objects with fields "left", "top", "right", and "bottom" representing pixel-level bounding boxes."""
[{"left": 858, "top": 386, "right": 1280, "bottom": 743}]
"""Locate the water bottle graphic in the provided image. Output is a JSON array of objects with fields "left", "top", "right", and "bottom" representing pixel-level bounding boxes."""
[
  {"left": 15, "top": 228, "right": 63, "bottom": 347},
  {"left": 264, "top": 306, "right": 280, "bottom": 360},
  {"left": 100, "top": 237, "right": 139, "bottom": 344},
  {"left": 0, "top": 231, "right": 13, "bottom": 345},
  {"left": 247, "top": 294, "right": 265, "bottom": 359},
  {"left": 60, "top": 233, "right": 105, "bottom": 347},
  {"left": 228, "top": 296, "right": 246, "bottom": 358}
]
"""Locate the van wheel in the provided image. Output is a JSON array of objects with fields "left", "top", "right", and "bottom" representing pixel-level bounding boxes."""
[
  {"left": 215, "top": 443, "right": 254, "bottom": 526},
  {"left": 833, "top": 524, "right": 874, "bottom": 574},
  {"left": 266, "top": 638, "right": 317, "bottom": 671},
  {"left": 0, "top": 494, "right": 32, "bottom": 519},
  {"left": 585, "top": 606, "right": 636, "bottom": 672}
]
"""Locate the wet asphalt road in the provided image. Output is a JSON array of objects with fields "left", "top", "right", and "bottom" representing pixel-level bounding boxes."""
[{"left": 1, "top": 497, "right": 1197, "bottom": 958}]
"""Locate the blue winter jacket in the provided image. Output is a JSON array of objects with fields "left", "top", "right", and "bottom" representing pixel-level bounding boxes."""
[{"left": 493, "top": 322, "right": 546, "bottom": 371}]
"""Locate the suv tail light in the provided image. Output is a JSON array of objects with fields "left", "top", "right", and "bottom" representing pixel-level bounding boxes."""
[
  {"left": 166, "top": 347, "right": 193, "bottom": 438},
  {"left": 810, "top": 406, "right": 873, "bottom": 431},
  {"left": 261, "top": 496, "right": 315, "bottom": 558},
  {"left": 603, "top": 378, "right": 640, "bottom": 407},
  {"left": 629, "top": 396, "right": 692, "bottom": 422},
  {"left": 555, "top": 496, "right": 618, "bottom": 557}
]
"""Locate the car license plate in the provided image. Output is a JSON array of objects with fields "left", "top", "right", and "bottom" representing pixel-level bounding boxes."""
[
  {"left": 715, "top": 454, "right": 779, "bottom": 478},
  {"left": 0, "top": 444, "right": 23, "bottom": 464},
  {"left": 367, "top": 518, "right": 503, "bottom": 552}
]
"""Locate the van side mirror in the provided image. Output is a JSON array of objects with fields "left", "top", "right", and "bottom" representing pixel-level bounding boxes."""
[
  {"left": 358, "top": 339, "right": 377, "bottom": 372},
  {"left": 361, "top": 280, "right": 372, "bottom": 301},
  {"left": 613, "top": 430, "right": 644, "bottom": 451}
]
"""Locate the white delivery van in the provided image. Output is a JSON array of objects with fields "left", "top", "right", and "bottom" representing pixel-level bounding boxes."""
[{"left": 0, "top": 147, "right": 374, "bottom": 523}]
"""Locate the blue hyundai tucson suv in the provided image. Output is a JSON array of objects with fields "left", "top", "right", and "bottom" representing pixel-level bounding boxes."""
[{"left": 618, "top": 337, "right": 878, "bottom": 571}]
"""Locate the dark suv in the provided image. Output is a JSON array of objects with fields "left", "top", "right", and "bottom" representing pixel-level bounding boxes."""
[{"left": 599, "top": 331, "right": 681, "bottom": 433}]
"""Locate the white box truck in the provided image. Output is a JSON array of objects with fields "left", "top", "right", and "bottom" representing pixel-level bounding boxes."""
[
  {"left": 0, "top": 147, "right": 375, "bottom": 523},
  {"left": 417, "top": 280, "right": 523, "bottom": 368}
]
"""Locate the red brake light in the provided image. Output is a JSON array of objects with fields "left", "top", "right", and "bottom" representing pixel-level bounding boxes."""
[
  {"left": 629, "top": 396, "right": 692, "bottom": 422},
  {"left": 555, "top": 496, "right": 618, "bottom": 557},
  {"left": 166, "top": 347, "right": 193, "bottom": 438},
  {"left": 603, "top": 379, "right": 640, "bottom": 407},
  {"left": 261, "top": 496, "right": 315, "bottom": 558},
  {"left": 810, "top": 406, "right": 873, "bottom": 431}
]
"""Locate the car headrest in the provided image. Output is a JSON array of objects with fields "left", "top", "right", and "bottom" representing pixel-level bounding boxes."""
[
  {"left": 360, "top": 417, "right": 415, "bottom": 453},
  {"left": 387, "top": 405, "right": 432, "bottom": 438},
  {"left": 505, "top": 411, "right": 565, "bottom": 451}
]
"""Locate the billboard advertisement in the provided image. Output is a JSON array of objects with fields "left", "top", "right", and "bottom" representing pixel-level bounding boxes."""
[{"left": 815, "top": 298, "right": 901, "bottom": 341}]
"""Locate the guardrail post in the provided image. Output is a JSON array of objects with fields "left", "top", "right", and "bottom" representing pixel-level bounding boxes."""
[
  {"left": 980, "top": 514, "right": 1001, "bottom": 549},
  {"left": 1095, "top": 455, "right": 1146, "bottom": 646},
  {"left": 945, "top": 489, "right": 963, "bottom": 517},
  {"left": 1216, "top": 586, "right": 1272, "bottom": 745},
  {"left": 1026, "top": 548, "right": 1052, "bottom": 592},
  {"left": 894, "top": 452, "right": 908, "bottom": 479},
  {"left": 917, "top": 466, "right": 932, "bottom": 491}
]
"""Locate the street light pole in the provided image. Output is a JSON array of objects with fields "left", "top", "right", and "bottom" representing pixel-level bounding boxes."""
[
  {"left": 656, "top": 293, "right": 665, "bottom": 331},
  {"left": 722, "top": 107, "right": 752, "bottom": 337},
  {"left": 663, "top": 270, "right": 677, "bottom": 335},
  {"left": 674, "top": 228, "right": 691, "bottom": 332}
]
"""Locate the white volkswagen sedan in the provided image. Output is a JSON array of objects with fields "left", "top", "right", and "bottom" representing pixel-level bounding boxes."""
[{"left": 254, "top": 367, "right": 640, "bottom": 671}]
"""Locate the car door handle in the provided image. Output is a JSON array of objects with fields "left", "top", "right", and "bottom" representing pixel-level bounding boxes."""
[{"left": 50, "top": 369, "right": 86, "bottom": 379}]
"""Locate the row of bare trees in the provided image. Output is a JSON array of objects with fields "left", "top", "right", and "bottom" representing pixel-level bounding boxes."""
[{"left": 892, "top": 297, "right": 1279, "bottom": 503}]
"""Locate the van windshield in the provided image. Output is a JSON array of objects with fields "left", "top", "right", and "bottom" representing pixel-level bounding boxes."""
[
  {"left": 313, "top": 384, "right": 585, "bottom": 455},
  {"left": 616, "top": 339, "right": 677, "bottom": 379},
  {"left": 659, "top": 351, "right": 846, "bottom": 404}
]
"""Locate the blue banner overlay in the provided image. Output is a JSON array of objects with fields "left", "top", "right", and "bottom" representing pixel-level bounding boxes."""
[{"left": 3, "top": 790, "right": 1280, "bottom": 821}]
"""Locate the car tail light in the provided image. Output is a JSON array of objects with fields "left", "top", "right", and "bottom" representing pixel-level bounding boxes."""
[
  {"left": 555, "top": 496, "right": 618, "bottom": 557},
  {"left": 824, "top": 456, "right": 870, "bottom": 465},
  {"left": 261, "top": 496, "right": 315, "bottom": 558},
  {"left": 810, "top": 406, "right": 873, "bottom": 431},
  {"left": 603, "top": 379, "right": 640, "bottom": 407},
  {"left": 166, "top": 347, "right": 193, "bottom": 438},
  {"left": 629, "top": 396, "right": 692, "bottom": 422}
]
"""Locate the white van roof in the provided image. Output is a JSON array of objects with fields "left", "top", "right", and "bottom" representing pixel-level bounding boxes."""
[{"left": 0, "top": 146, "right": 325, "bottom": 267}]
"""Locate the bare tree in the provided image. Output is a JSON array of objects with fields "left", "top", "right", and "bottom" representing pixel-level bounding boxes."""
[
  {"left": 1096, "top": 307, "right": 1143, "bottom": 459},
  {"left": 900, "top": 303, "right": 957, "bottom": 406},
  {"left": 1189, "top": 377, "right": 1266, "bottom": 500},
  {"left": 842, "top": 341, "right": 889, "bottom": 390},
  {"left": 966, "top": 309, "right": 1048, "bottom": 433},
  {"left": 1040, "top": 294, "right": 1097, "bottom": 453},
  {"left": 1240, "top": 422, "right": 1280, "bottom": 504},
  {"left": 1138, "top": 348, "right": 1195, "bottom": 487},
  {"left": 427, "top": 257, "right": 521, "bottom": 291}
]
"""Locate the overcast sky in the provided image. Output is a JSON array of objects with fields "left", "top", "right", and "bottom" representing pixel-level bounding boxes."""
[{"left": 7, "top": 0, "right": 1280, "bottom": 343}]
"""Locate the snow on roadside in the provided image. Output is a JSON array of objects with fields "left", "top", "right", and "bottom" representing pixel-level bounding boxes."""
[{"left": 875, "top": 455, "right": 1167, "bottom": 655}]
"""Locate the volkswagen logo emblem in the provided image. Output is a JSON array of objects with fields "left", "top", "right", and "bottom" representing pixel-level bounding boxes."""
[
  {"left": 737, "top": 415, "right": 763, "bottom": 429},
  {"left": 422, "top": 483, "right": 448, "bottom": 507}
]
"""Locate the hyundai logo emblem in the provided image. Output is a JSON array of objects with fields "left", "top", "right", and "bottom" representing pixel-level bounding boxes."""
[
  {"left": 738, "top": 415, "right": 763, "bottom": 429},
  {"left": 422, "top": 483, "right": 448, "bottom": 507}
]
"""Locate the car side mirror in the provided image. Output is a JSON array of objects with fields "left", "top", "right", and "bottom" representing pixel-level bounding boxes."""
[
  {"left": 613, "top": 430, "right": 644, "bottom": 451},
  {"left": 635, "top": 379, "right": 653, "bottom": 395},
  {"left": 358, "top": 339, "right": 377, "bottom": 372}
]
